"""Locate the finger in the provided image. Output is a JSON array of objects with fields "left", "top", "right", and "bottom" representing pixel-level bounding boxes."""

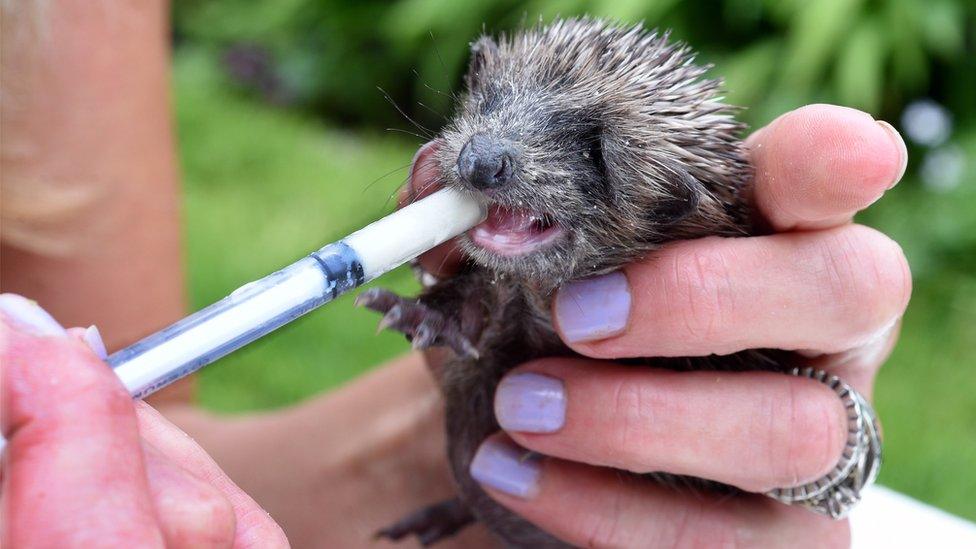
[
  {"left": 0, "top": 310, "right": 164, "bottom": 545},
  {"left": 66, "top": 324, "right": 108, "bottom": 359},
  {"left": 746, "top": 104, "right": 907, "bottom": 231},
  {"left": 554, "top": 224, "right": 911, "bottom": 359},
  {"left": 142, "top": 442, "right": 237, "bottom": 548},
  {"left": 134, "top": 402, "right": 289, "bottom": 548},
  {"left": 803, "top": 320, "right": 902, "bottom": 396},
  {"left": 494, "top": 359, "right": 848, "bottom": 492},
  {"left": 469, "top": 435, "right": 848, "bottom": 548},
  {"left": 398, "top": 139, "right": 464, "bottom": 278}
]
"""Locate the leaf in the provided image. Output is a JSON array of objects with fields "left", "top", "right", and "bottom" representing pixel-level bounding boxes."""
[
  {"left": 719, "top": 39, "right": 780, "bottom": 108},
  {"left": 835, "top": 17, "right": 884, "bottom": 113},
  {"left": 523, "top": 0, "right": 592, "bottom": 22},
  {"left": 778, "top": 0, "right": 864, "bottom": 94},
  {"left": 921, "top": 0, "right": 966, "bottom": 59},
  {"left": 383, "top": 0, "right": 494, "bottom": 43},
  {"left": 590, "top": 0, "right": 681, "bottom": 23}
]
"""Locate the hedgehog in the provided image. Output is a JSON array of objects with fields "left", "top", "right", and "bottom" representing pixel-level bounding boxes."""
[{"left": 357, "top": 18, "right": 795, "bottom": 547}]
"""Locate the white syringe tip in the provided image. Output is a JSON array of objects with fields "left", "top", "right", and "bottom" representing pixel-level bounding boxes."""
[{"left": 344, "top": 187, "right": 487, "bottom": 281}]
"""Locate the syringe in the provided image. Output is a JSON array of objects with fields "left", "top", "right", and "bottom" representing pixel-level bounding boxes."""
[
  {"left": 105, "top": 187, "right": 485, "bottom": 399},
  {"left": 0, "top": 187, "right": 484, "bottom": 453}
]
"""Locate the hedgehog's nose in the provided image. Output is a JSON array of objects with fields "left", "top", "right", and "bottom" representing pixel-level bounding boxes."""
[{"left": 457, "top": 133, "right": 515, "bottom": 190}]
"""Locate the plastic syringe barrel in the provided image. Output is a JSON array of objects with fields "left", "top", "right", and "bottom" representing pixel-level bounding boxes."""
[
  {"left": 107, "top": 187, "right": 486, "bottom": 399},
  {"left": 108, "top": 242, "right": 363, "bottom": 398}
]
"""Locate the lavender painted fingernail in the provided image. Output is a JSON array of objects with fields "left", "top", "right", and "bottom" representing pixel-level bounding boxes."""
[
  {"left": 470, "top": 438, "right": 542, "bottom": 499},
  {"left": 84, "top": 325, "right": 108, "bottom": 359},
  {"left": 0, "top": 294, "right": 66, "bottom": 336},
  {"left": 495, "top": 373, "right": 566, "bottom": 433},
  {"left": 555, "top": 271, "right": 631, "bottom": 343}
]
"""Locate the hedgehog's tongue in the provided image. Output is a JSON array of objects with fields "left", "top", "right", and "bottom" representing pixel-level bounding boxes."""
[{"left": 469, "top": 205, "right": 563, "bottom": 256}]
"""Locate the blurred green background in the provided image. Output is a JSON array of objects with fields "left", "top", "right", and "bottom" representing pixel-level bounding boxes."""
[{"left": 171, "top": 0, "right": 975, "bottom": 520}]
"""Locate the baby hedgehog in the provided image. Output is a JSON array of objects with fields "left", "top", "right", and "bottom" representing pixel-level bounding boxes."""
[{"left": 358, "top": 17, "right": 794, "bottom": 548}]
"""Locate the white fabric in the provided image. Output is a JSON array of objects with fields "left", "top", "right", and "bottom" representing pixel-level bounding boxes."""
[{"left": 851, "top": 485, "right": 976, "bottom": 548}]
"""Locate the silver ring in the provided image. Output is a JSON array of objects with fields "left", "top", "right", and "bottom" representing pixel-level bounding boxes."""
[{"left": 765, "top": 367, "right": 882, "bottom": 519}]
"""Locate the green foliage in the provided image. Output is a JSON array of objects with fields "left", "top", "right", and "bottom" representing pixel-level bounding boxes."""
[{"left": 173, "top": 0, "right": 975, "bottom": 129}]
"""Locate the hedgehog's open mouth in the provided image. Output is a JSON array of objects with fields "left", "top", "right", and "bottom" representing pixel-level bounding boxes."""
[{"left": 469, "top": 204, "right": 565, "bottom": 256}]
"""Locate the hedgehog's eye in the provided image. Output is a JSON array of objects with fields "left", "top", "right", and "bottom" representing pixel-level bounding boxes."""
[{"left": 582, "top": 128, "right": 606, "bottom": 176}]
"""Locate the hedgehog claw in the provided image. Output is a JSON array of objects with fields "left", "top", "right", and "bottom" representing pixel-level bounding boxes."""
[
  {"left": 412, "top": 322, "right": 439, "bottom": 349},
  {"left": 358, "top": 288, "right": 477, "bottom": 358},
  {"left": 377, "top": 304, "right": 403, "bottom": 334}
]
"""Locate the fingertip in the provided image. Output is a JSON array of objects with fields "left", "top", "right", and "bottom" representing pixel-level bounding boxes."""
[
  {"left": 0, "top": 293, "right": 66, "bottom": 336},
  {"left": 750, "top": 104, "right": 908, "bottom": 229},
  {"left": 875, "top": 120, "right": 908, "bottom": 188},
  {"left": 552, "top": 271, "right": 631, "bottom": 349},
  {"left": 66, "top": 327, "right": 89, "bottom": 340},
  {"left": 494, "top": 370, "right": 567, "bottom": 434},
  {"left": 83, "top": 325, "right": 108, "bottom": 360},
  {"left": 1, "top": 329, "right": 160, "bottom": 545},
  {"left": 408, "top": 139, "right": 444, "bottom": 201},
  {"left": 470, "top": 434, "right": 543, "bottom": 499},
  {"left": 142, "top": 443, "right": 237, "bottom": 548},
  {"left": 401, "top": 140, "right": 465, "bottom": 276},
  {"left": 396, "top": 140, "right": 442, "bottom": 209}
]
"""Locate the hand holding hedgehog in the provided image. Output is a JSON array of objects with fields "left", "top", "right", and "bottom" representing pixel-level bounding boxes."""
[{"left": 363, "top": 19, "right": 910, "bottom": 548}]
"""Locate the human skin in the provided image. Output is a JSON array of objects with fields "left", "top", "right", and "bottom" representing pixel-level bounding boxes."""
[
  {"left": 0, "top": 0, "right": 190, "bottom": 403},
  {"left": 0, "top": 297, "right": 289, "bottom": 547},
  {"left": 0, "top": 298, "right": 496, "bottom": 548}
]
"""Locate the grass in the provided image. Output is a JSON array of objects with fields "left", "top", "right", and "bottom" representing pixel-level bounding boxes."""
[{"left": 174, "top": 48, "right": 976, "bottom": 520}]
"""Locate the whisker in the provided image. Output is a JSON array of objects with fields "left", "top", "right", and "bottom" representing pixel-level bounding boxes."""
[
  {"left": 410, "top": 177, "right": 444, "bottom": 203},
  {"left": 416, "top": 100, "right": 447, "bottom": 122},
  {"left": 412, "top": 68, "right": 453, "bottom": 101},
  {"left": 429, "top": 31, "right": 450, "bottom": 84},
  {"left": 378, "top": 86, "right": 434, "bottom": 138},
  {"left": 361, "top": 161, "right": 413, "bottom": 195},
  {"left": 380, "top": 178, "right": 409, "bottom": 210},
  {"left": 385, "top": 127, "right": 430, "bottom": 141}
]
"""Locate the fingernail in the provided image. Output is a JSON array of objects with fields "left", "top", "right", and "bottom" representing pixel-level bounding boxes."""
[
  {"left": 555, "top": 271, "right": 631, "bottom": 343},
  {"left": 876, "top": 120, "right": 908, "bottom": 188},
  {"left": 0, "top": 294, "right": 66, "bottom": 336},
  {"left": 495, "top": 373, "right": 566, "bottom": 433},
  {"left": 83, "top": 325, "right": 108, "bottom": 359},
  {"left": 470, "top": 438, "right": 542, "bottom": 499}
]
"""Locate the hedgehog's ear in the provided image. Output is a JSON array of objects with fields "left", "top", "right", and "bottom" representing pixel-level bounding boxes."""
[
  {"left": 466, "top": 36, "right": 498, "bottom": 90},
  {"left": 651, "top": 167, "right": 704, "bottom": 225}
]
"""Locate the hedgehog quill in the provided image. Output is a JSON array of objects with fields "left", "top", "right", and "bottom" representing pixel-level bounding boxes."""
[{"left": 359, "top": 18, "right": 807, "bottom": 547}]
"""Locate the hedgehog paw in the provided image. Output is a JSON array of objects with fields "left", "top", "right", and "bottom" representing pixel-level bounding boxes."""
[
  {"left": 375, "top": 498, "right": 474, "bottom": 546},
  {"left": 355, "top": 289, "right": 478, "bottom": 359}
]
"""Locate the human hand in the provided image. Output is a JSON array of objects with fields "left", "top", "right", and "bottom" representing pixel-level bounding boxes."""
[
  {"left": 0, "top": 294, "right": 288, "bottom": 548},
  {"left": 406, "top": 104, "right": 910, "bottom": 547}
]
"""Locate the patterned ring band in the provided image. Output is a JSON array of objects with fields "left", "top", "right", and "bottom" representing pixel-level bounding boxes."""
[{"left": 766, "top": 367, "right": 882, "bottom": 519}]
